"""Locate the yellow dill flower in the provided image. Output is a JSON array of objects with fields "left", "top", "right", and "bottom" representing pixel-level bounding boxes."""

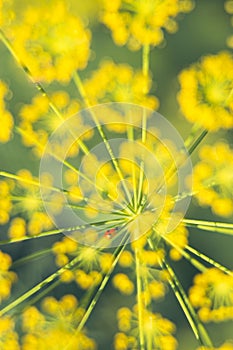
[
  {"left": 0, "top": 170, "right": 54, "bottom": 236},
  {"left": 8, "top": 1, "right": 91, "bottom": 83},
  {"left": 22, "top": 295, "right": 96, "bottom": 350},
  {"left": 83, "top": 60, "right": 159, "bottom": 109},
  {"left": 193, "top": 142, "right": 233, "bottom": 217},
  {"left": 177, "top": 51, "right": 233, "bottom": 131},
  {"left": 19, "top": 91, "right": 80, "bottom": 157},
  {"left": 0, "top": 316, "right": 20, "bottom": 350},
  {"left": 100, "top": 0, "right": 194, "bottom": 49},
  {"left": 189, "top": 268, "right": 233, "bottom": 323},
  {"left": 116, "top": 305, "right": 177, "bottom": 350},
  {"left": 0, "top": 250, "right": 17, "bottom": 303},
  {"left": 0, "top": 81, "right": 14, "bottom": 143}
]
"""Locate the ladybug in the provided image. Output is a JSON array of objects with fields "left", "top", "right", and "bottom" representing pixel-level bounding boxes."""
[{"left": 104, "top": 227, "right": 119, "bottom": 239}]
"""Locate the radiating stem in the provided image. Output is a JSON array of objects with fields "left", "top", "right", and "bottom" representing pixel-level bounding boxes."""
[
  {"left": 137, "top": 44, "right": 150, "bottom": 208},
  {"left": 185, "top": 245, "right": 233, "bottom": 276},
  {"left": 148, "top": 238, "right": 213, "bottom": 347},
  {"left": 0, "top": 255, "right": 80, "bottom": 317},
  {"left": 73, "top": 72, "right": 133, "bottom": 208},
  {"left": 12, "top": 248, "right": 52, "bottom": 267},
  {"left": 135, "top": 246, "right": 145, "bottom": 350},
  {"left": 184, "top": 218, "right": 233, "bottom": 235},
  {"left": 162, "top": 258, "right": 213, "bottom": 347},
  {"left": 75, "top": 237, "right": 129, "bottom": 334}
]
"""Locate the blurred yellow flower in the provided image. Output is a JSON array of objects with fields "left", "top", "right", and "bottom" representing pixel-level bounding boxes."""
[
  {"left": 189, "top": 268, "right": 233, "bottom": 323},
  {"left": 100, "top": 0, "right": 194, "bottom": 49},
  {"left": 178, "top": 51, "right": 233, "bottom": 131},
  {"left": 8, "top": 1, "right": 91, "bottom": 83},
  {"left": 193, "top": 142, "right": 233, "bottom": 217},
  {"left": 83, "top": 60, "right": 159, "bottom": 108}
]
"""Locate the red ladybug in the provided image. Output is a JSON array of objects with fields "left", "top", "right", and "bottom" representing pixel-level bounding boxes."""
[{"left": 104, "top": 227, "right": 118, "bottom": 239}]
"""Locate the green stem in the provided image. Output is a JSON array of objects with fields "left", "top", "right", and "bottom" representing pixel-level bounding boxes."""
[
  {"left": 0, "top": 255, "right": 80, "bottom": 317},
  {"left": 12, "top": 248, "right": 52, "bottom": 268},
  {"left": 148, "top": 238, "right": 213, "bottom": 347},
  {"left": 185, "top": 245, "right": 233, "bottom": 276},
  {"left": 73, "top": 72, "right": 133, "bottom": 209},
  {"left": 183, "top": 218, "right": 233, "bottom": 235},
  {"left": 135, "top": 247, "right": 145, "bottom": 350},
  {"left": 75, "top": 237, "right": 129, "bottom": 333},
  {"left": 162, "top": 258, "right": 213, "bottom": 347}
]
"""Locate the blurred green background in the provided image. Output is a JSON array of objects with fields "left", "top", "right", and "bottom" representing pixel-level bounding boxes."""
[{"left": 0, "top": 0, "right": 233, "bottom": 349}]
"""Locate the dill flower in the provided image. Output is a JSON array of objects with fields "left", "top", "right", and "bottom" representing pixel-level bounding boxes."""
[
  {"left": 0, "top": 169, "right": 54, "bottom": 236},
  {"left": 19, "top": 91, "right": 80, "bottom": 157},
  {"left": 116, "top": 306, "right": 177, "bottom": 350},
  {"left": 0, "top": 81, "right": 14, "bottom": 143},
  {"left": 0, "top": 316, "right": 20, "bottom": 350},
  {"left": 177, "top": 51, "right": 233, "bottom": 131},
  {"left": 100, "top": 0, "right": 194, "bottom": 49},
  {"left": 193, "top": 142, "right": 233, "bottom": 217},
  {"left": 22, "top": 295, "right": 96, "bottom": 350},
  {"left": 189, "top": 268, "right": 233, "bottom": 323},
  {"left": 83, "top": 60, "right": 159, "bottom": 109},
  {"left": 8, "top": 1, "right": 91, "bottom": 83}
]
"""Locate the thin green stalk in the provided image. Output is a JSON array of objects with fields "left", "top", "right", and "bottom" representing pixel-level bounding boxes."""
[
  {"left": 162, "top": 258, "right": 213, "bottom": 347},
  {"left": 135, "top": 247, "right": 145, "bottom": 350},
  {"left": 187, "top": 129, "right": 208, "bottom": 156},
  {"left": 137, "top": 44, "right": 150, "bottom": 208},
  {"left": 0, "top": 255, "right": 80, "bottom": 317},
  {"left": 12, "top": 248, "right": 52, "bottom": 268},
  {"left": 0, "top": 218, "right": 127, "bottom": 245},
  {"left": 183, "top": 218, "right": 233, "bottom": 235},
  {"left": 127, "top": 124, "right": 137, "bottom": 211},
  {"left": 74, "top": 237, "right": 129, "bottom": 334},
  {"left": 148, "top": 238, "right": 213, "bottom": 347},
  {"left": 185, "top": 245, "right": 233, "bottom": 276},
  {"left": 73, "top": 72, "right": 133, "bottom": 208},
  {"left": 161, "top": 233, "right": 207, "bottom": 273}
]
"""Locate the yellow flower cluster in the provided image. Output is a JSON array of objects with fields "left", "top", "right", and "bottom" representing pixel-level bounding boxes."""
[
  {"left": 8, "top": 1, "right": 91, "bottom": 83},
  {"left": 84, "top": 60, "right": 159, "bottom": 108},
  {"left": 19, "top": 91, "right": 81, "bottom": 157},
  {"left": 115, "top": 306, "right": 177, "bottom": 349},
  {"left": 0, "top": 316, "right": 20, "bottom": 350},
  {"left": 193, "top": 142, "right": 233, "bottom": 217},
  {"left": 0, "top": 81, "right": 14, "bottom": 143},
  {"left": 0, "top": 170, "right": 54, "bottom": 236},
  {"left": 22, "top": 295, "right": 96, "bottom": 350},
  {"left": 52, "top": 237, "right": 108, "bottom": 288},
  {"left": 178, "top": 51, "right": 233, "bottom": 131},
  {"left": 0, "top": 250, "right": 17, "bottom": 304},
  {"left": 100, "top": 0, "right": 194, "bottom": 49},
  {"left": 189, "top": 268, "right": 233, "bottom": 322}
]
